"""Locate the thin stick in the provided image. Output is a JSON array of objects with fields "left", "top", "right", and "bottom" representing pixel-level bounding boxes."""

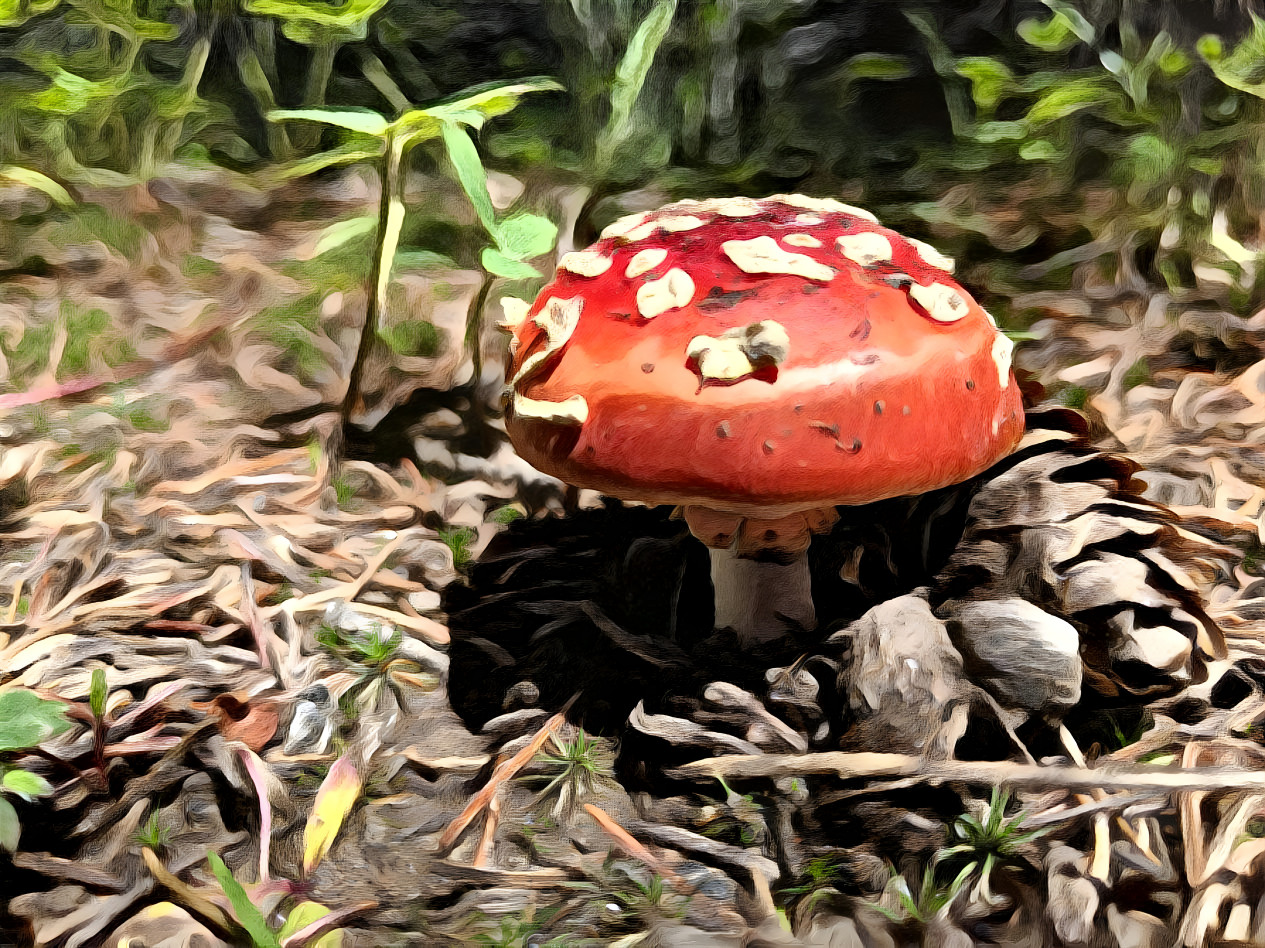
[
  {"left": 583, "top": 804, "right": 689, "bottom": 893},
  {"left": 671, "top": 750, "right": 1265, "bottom": 795},
  {"left": 437, "top": 701, "right": 574, "bottom": 853}
]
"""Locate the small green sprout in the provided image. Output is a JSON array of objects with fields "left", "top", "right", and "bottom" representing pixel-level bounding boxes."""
[
  {"left": 939, "top": 787, "right": 1049, "bottom": 904},
  {"left": 873, "top": 861, "right": 974, "bottom": 925}
]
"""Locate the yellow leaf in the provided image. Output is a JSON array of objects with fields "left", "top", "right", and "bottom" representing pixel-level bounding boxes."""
[{"left": 302, "top": 755, "right": 361, "bottom": 875}]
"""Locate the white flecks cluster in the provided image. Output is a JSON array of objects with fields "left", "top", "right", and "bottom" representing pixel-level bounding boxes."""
[
  {"left": 625, "top": 247, "right": 668, "bottom": 278},
  {"left": 659, "top": 214, "right": 707, "bottom": 232},
  {"left": 497, "top": 296, "right": 531, "bottom": 331},
  {"left": 722, "top": 235, "right": 835, "bottom": 282},
  {"left": 991, "top": 331, "right": 1014, "bottom": 389},
  {"left": 837, "top": 232, "right": 893, "bottom": 268},
  {"left": 511, "top": 392, "right": 589, "bottom": 426},
  {"left": 509, "top": 296, "right": 589, "bottom": 425},
  {"left": 600, "top": 211, "right": 652, "bottom": 240},
  {"left": 713, "top": 197, "right": 762, "bottom": 217},
  {"left": 686, "top": 320, "right": 790, "bottom": 383},
  {"left": 782, "top": 233, "right": 823, "bottom": 248},
  {"left": 558, "top": 250, "right": 613, "bottom": 277},
  {"left": 775, "top": 193, "right": 879, "bottom": 223},
  {"left": 908, "top": 282, "right": 970, "bottom": 323},
  {"left": 636, "top": 268, "right": 696, "bottom": 318},
  {"left": 908, "top": 238, "right": 956, "bottom": 274}
]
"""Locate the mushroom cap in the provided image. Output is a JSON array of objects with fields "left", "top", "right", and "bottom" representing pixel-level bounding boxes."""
[{"left": 503, "top": 194, "right": 1025, "bottom": 517}]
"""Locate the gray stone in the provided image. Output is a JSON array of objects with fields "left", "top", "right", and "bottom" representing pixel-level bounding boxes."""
[
  {"left": 839, "top": 592, "right": 971, "bottom": 756},
  {"left": 940, "top": 598, "right": 1082, "bottom": 715}
]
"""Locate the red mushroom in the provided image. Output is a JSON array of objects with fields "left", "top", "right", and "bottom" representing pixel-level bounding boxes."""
[{"left": 500, "top": 194, "right": 1024, "bottom": 644}]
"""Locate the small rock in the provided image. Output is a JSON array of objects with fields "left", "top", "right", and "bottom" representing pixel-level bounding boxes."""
[
  {"left": 284, "top": 685, "right": 335, "bottom": 755},
  {"left": 1106, "top": 905, "right": 1170, "bottom": 948},
  {"left": 839, "top": 592, "right": 970, "bottom": 755},
  {"left": 940, "top": 598, "right": 1082, "bottom": 715},
  {"left": 1046, "top": 845, "right": 1098, "bottom": 947}
]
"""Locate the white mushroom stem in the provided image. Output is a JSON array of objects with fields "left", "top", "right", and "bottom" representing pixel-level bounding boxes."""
[
  {"left": 683, "top": 506, "right": 839, "bottom": 645},
  {"left": 708, "top": 547, "right": 816, "bottom": 644}
]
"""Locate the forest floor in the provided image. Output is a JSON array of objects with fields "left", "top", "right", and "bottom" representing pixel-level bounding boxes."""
[{"left": 5, "top": 169, "right": 1265, "bottom": 947}]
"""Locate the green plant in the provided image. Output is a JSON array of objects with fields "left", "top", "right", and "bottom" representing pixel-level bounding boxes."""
[
  {"left": 525, "top": 729, "right": 612, "bottom": 812},
  {"left": 133, "top": 808, "right": 171, "bottom": 852},
  {"left": 778, "top": 855, "right": 846, "bottom": 911},
  {"left": 316, "top": 621, "right": 433, "bottom": 717},
  {"left": 873, "top": 861, "right": 974, "bottom": 926},
  {"left": 0, "top": 687, "right": 70, "bottom": 852},
  {"left": 267, "top": 78, "right": 561, "bottom": 431},
  {"left": 438, "top": 526, "right": 477, "bottom": 570},
  {"left": 469, "top": 907, "right": 565, "bottom": 948},
  {"left": 938, "top": 787, "right": 1049, "bottom": 904}
]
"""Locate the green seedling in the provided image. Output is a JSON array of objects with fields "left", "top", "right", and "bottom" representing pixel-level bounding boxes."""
[
  {"left": 316, "top": 621, "right": 433, "bottom": 717},
  {"left": 53, "top": 671, "right": 185, "bottom": 795},
  {"left": 524, "top": 729, "right": 612, "bottom": 813},
  {"left": 133, "top": 808, "right": 172, "bottom": 852},
  {"left": 873, "top": 861, "right": 975, "bottom": 926},
  {"left": 0, "top": 687, "right": 71, "bottom": 851},
  {"left": 197, "top": 751, "right": 372, "bottom": 947},
  {"left": 939, "top": 787, "right": 1049, "bottom": 904},
  {"left": 469, "top": 907, "right": 564, "bottom": 948},
  {"left": 438, "top": 526, "right": 477, "bottom": 570},
  {"left": 778, "top": 855, "right": 847, "bottom": 911},
  {"left": 267, "top": 78, "right": 562, "bottom": 432}
]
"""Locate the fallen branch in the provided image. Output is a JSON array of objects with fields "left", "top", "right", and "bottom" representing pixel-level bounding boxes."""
[
  {"left": 583, "top": 804, "right": 689, "bottom": 894},
  {"left": 671, "top": 750, "right": 1265, "bottom": 795},
  {"left": 436, "top": 700, "right": 574, "bottom": 853}
]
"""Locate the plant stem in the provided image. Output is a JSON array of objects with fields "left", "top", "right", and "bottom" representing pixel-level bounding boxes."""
[{"left": 341, "top": 129, "right": 404, "bottom": 433}]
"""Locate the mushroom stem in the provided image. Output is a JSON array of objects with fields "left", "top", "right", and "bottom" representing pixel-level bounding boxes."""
[
  {"left": 708, "top": 547, "right": 815, "bottom": 644},
  {"left": 683, "top": 506, "right": 839, "bottom": 645}
]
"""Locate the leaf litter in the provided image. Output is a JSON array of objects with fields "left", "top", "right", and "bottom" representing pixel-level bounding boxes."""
[{"left": 5, "top": 170, "right": 1265, "bottom": 946}]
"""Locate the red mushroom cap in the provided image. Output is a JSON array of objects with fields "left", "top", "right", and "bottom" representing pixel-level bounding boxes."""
[{"left": 502, "top": 194, "right": 1024, "bottom": 517}]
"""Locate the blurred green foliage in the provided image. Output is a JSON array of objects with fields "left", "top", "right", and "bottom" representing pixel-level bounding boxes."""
[{"left": 3, "top": 0, "right": 1265, "bottom": 377}]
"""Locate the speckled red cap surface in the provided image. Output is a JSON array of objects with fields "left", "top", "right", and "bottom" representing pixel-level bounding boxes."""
[{"left": 502, "top": 194, "right": 1025, "bottom": 517}]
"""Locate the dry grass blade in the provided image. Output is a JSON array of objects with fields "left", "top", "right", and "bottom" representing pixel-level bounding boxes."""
[
  {"left": 140, "top": 847, "right": 232, "bottom": 933},
  {"left": 582, "top": 804, "right": 689, "bottom": 894},
  {"left": 278, "top": 900, "right": 378, "bottom": 948},
  {"left": 672, "top": 750, "right": 1265, "bottom": 795},
  {"left": 436, "top": 705, "right": 571, "bottom": 853}
]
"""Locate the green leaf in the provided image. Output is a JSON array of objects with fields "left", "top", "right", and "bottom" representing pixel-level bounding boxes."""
[
  {"left": 0, "top": 796, "right": 18, "bottom": 852},
  {"left": 269, "top": 108, "right": 389, "bottom": 137},
  {"left": 430, "top": 78, "right": 564, "bottom": 130},
  {"left": 1200, "top": 16, "right": 1265, "bottom": 99},
  {"left": 482, "top": 248, "right": 542, "bottom": 280},
  {"left": 313, "top": 216, "right": 376, "bottom": 257},
  {"left": 0, "top": 0, "right": 61, "bottom": 28},
  {"left": 0, "top": 166, "right": 74, "bottom": 207},
  {"left": 955, "top": 58, "right": 1013, "bottom": 112},
  {"left": 0, "top": 689, "right": 71, "bottom": 752},
  {"left": 837, "top": 52, "right": 913, "bottom": 81},
  {"left": 271, "top": 143, "right": 385, "bottom": 182},
  {"left": 207, "top": 852, "right": 280, "bottom": 948},
  {"left": 599, "top": 0, "right": 676, "bottom": 166},
  {"left": 494, "top": 213, "right": 558, "bottom": 260},
  {"left": 89, "top": 668, "right": 107, "bottom": 721},
  {"left": 440, "top": 122, "right": 497, "bottom": 235},
  {"left": 390, "top": 109, "right": 442, "bottom": 145},
  {"left": 394, "top": 249, "right": 457, "bottom": 271},
  {"left": 1024, "top": 76, "right": 1119, "bottom": 125},
  {"left": 278, "top": 900, "right": 343, "bottom": 948},
  {"left": 243, "top": 0, "right": 389, "bottom": 43},
  {"left": 3, "top": 768, "right": 52, "bottom": 802},
  {"left": 1017, "top": 13, "right": 1079, "bottom": 52}
]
